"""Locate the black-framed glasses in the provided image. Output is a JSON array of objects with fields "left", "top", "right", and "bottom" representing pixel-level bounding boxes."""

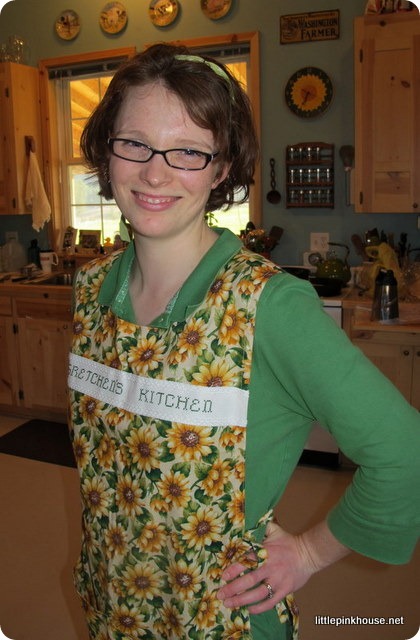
[{"left": 107, "top": 137, "right": 219, "bottom": 171}]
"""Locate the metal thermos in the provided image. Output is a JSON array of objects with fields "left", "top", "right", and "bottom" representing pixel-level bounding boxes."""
[{"left": 371, "top": 268, "right": 399, "bottom": 323}]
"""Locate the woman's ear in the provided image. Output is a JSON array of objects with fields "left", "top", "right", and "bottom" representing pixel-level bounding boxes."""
[{"left": 211, "top": 162, "right": 231, "bottom": 190}]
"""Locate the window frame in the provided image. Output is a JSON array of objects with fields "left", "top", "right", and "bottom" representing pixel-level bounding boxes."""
[
  {"left": 39, "top": 47, "right": 136, "bottom": 250},
  {"left": 57, "top": 73, "right": 120, "bottom": 242}
]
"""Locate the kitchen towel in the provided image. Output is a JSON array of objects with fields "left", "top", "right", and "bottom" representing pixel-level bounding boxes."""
[{"left": 25, "top": 149, "right": 52, "bottom": 231}]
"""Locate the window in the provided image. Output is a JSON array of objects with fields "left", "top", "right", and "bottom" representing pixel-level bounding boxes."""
[
  {"left": 39, "top": 48, "right": 136, "bottom": 247},
  {"left": 206, "top": 55, "right": 250, "bottom": 235},
  {"left": 56, "top": 73, "right": 122, "bottom": 243},
  {"left": 39, "top": 34, "right": 261, "bottom": 247}
]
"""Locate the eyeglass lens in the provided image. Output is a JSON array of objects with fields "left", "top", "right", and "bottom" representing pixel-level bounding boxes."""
[{"left": 109, "top": 138, "right": 215, "bottom": 170}]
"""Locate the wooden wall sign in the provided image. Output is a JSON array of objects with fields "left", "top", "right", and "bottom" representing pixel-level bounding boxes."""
[{"left": 280, "top": 10, "right": 340, "bottom": 44}]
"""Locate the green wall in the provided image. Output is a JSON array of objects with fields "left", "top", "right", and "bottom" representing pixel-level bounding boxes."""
[{"left": 1, "top": 0, "right": 419, "bottom": 264}]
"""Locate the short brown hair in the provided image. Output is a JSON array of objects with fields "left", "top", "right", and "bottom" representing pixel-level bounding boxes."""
[{"left": 80, "top": 43, "right": 259, "bottom": 212}]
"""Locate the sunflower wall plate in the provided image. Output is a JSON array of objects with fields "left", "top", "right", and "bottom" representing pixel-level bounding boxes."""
[
  {"left": 55, "top": 10, "right": 81, "bottom": 40},
  {"left": 285, "top": 67, "right": 333, "bottom": 118},
  {"left": 100, "top": 2, "right": 128, "bottom": 34},
  {"left": 201, "top": 0, "right": 232, "bottom": 20},
  {"left": 149, "top": 0, "right": 179, "bottom": 27}
]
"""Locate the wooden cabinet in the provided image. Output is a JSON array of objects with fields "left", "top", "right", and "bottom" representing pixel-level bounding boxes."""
[
  {"left": 344, "top": 306, "right": 420, "bottom": 410},
  {"left": 285, "top": 142, "right": 334, "bottom": 208},
  {"left": 0, "top": 294, "right": 20, "bottom": 406},
  {"left": 14, "top": 290, "right": 72, "bottom": 415},
  {"left": 0, "top": 285, "right": 72, "bottom": 419},
  {"left": 352, "top": 332, "right": 420, "bottom": 409},
  {"left": 354, "top": 12, "right": 420, "bottom": 213},
  {"left": 0, "top": 62, "right": 43, "bottom": 214}
]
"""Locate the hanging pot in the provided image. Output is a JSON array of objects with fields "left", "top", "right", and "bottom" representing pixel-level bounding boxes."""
[{"left": 309, "top": 276, "right": 343, "bottom": 297}]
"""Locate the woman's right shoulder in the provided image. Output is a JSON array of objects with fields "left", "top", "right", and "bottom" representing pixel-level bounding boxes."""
[
  {"left": 76, "top": 249, "right": 124, "bottom": 282},
  {"left": 261, "top": 268, "right": 321, "bottom": 304}
]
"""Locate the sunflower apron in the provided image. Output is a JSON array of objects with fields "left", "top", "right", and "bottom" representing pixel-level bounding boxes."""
[{"left": 68, "top": 247, "right": 298, "bottom": 640}]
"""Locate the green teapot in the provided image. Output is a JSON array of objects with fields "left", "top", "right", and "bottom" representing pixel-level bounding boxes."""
[{"left": 309, "top": 242, "right": 351, "bottom": 284}]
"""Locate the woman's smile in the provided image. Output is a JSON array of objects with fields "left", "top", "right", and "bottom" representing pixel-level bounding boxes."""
[{"left": 132, "top": 189, "right": 180, "bottom": 211}]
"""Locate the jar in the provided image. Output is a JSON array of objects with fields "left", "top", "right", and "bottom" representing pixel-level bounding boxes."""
[{"left": 3, "top": 238, "right": 27, "bottom": 272}]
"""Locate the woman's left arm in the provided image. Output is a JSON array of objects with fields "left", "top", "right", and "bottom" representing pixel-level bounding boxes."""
[{"left": 218, "top": 274, "right": 420, "bottom": 611}]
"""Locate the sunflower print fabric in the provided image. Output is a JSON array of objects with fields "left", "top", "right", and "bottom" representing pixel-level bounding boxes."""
[{"left": 68, "top": 247, "right": 298, "bottom": 640}]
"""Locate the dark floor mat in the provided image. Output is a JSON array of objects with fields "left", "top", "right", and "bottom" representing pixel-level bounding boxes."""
[{"left": 0, "top": 419, "right": 76, "bottom": 468}]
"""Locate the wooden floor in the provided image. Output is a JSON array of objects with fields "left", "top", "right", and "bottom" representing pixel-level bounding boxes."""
[{"left": 0, "top": 413, "right": 419, "bottom": 640}]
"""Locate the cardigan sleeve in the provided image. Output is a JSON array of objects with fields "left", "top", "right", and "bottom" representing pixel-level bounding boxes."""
[{"left": 255, "top": 272, "right": 420, "bottom": 564}]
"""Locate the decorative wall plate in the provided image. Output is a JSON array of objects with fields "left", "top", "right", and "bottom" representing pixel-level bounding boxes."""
[
  {"left": 55, "top": 10, "right": 81, "bottom": 40},
  {"left": 285, "top": 67, "right": 333, "bottom": 118},
  {"left": 149, "top": 0, "right": 179, "bottom": 27},
  {"left": 201, "top": 0, "right": 232, "bottom": 20},
  {"left": 100, "top": 2, "right": 128, "bottom": 34}
]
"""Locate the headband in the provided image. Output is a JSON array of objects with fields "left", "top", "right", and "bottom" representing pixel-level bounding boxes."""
[{"left": 174, "top": 54, "right": 235, "bottom": 100}]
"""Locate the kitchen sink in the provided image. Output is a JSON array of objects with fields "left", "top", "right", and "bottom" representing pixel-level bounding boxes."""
[{"left": 27, "top": 272, "right": 73, "bottom": 286}]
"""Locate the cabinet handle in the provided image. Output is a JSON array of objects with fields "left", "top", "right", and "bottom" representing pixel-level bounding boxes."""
[
  {"left": 413, "top": 203, "right": 418, "bottom": 209},
  {"left": 403, "top": 350, "right": 410, "bottom": 356},
  {"left": 355, "top": 331, "right": 374, "bottom": 339}
]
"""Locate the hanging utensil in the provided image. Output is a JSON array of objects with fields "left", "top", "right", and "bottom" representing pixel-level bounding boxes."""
[
  {"left": 266, "top": 158, "right": 281, "bottom": 204},
  {"left": 339, "top": 145, "right": 354, "bottom": 206}
]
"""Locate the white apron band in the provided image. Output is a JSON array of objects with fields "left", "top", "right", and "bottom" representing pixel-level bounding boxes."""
[{"left": 68, "top": 352, "right": 248, "bottom": 427}]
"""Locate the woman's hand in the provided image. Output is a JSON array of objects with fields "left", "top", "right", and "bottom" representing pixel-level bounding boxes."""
[{"left": 217, "top": 520, "right": 350, "bottom": 614}]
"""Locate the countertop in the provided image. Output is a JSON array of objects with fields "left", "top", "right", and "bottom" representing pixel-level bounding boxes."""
[
  {"left": 1, "top": 276, "right": 419, "bottom": 332},
  {"left": 0, "top": 271, "right": 72, "bottom": 292},
  {"left": 0, "top": 273, "right": 72, "bottom": 311},
  {"left": 341, "top": 288, "right": 420, "bottom": 333}
]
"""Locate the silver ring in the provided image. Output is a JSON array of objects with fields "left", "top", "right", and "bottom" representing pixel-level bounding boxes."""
[{"left": 264, "top": 580, "right": 274, "bottom": 600}]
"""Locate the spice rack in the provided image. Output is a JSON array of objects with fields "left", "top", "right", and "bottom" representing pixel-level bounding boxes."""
[{"left": 285, "top": 142, "right": 334, "bottom": 208}]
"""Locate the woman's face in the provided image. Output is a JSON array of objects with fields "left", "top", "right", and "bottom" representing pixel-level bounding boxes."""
[{"left": 109, "top": 82, "right": 229, "bottom": 242}]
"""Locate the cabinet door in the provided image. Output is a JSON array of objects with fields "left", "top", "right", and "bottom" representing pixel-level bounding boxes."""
[
  {"left": 17, "top": 317, "right": 71, "bottom": 413},
  {"left": 11, "top": 290, "right": 72, "bottom": 416},
  {"left": 0, "top": 315, "right": 20, "bottom": 406},
  {"left": 354, "top": 14, "right": 420, "bottom": 213},
  {"left": 353, "top": 339, "right": 413, "bottom": 403},
  {"left": 0, "top": 65, "right": 11, "bottom": 213},
  {"left": 0, "top": 62, "right": 43, "bottom": 214}
]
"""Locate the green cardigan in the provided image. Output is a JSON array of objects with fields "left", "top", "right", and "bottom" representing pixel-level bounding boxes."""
[
  {"left": 96, "top": 227, "right": 420, "bottom": 640},
  {"left": 99, "top": 227, "right": 420, "bottom": 564}
]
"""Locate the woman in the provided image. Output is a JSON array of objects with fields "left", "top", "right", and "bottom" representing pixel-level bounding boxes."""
[{"left": 69, "top": 43, "right": 420, "bottom": 640}]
